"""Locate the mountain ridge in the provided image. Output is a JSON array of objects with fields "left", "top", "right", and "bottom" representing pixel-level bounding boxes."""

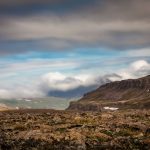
[{"left": 67, "top": 75, "right": 150, "bottom": 111}]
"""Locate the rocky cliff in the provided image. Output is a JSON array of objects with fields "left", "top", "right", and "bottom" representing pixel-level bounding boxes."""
[{"left": 67, "top": 75, "right": 150, "bottom": 111}]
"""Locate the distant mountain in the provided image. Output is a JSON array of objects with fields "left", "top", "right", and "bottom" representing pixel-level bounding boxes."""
[
  {"left": 48, "top": 85, "right": 98, "bottom": 98},
  {"left": 67, "top": 75, "right": 150, "bottom": 111},
  {"left": 48, "top": 77, "right": 111, "bottom": 98}
]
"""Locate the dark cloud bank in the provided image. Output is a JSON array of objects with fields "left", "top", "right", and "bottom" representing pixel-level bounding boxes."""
[{"left": 0, "top": 0, "right": 150, "bottom": 55}]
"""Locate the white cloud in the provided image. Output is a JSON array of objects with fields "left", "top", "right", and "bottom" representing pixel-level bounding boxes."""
[
  {"left": 0, "top": 72, "right": 111, "bottom": 99},
  {"left": 119, "top": 60, "right": 150, "bottom": 79},
  {"left": 0, "top": 60, "right": 149, "bottom": 99},
  {"left": 0, "top": 84, "right": 45, "bottom": 99},
  {"left": 130, "top": 60, "right": 149, "bottom": 71},
  {"left": 0, "top": 89, "right": 11, "bottom": 99},
  {"left": 0, "top": 58, "right": 86, "bottom": 86},
  {"left": 0, "top": 59, "right": 81, "bottom": 74},
  {"left": 41, "top": 72, "right": 104, "bottom": 92},
  {"left": 37, "top": 60, "right": 150, "bottom": 97}
]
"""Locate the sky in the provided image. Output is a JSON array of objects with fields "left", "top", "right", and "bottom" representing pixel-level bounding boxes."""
[{"left": 0, "top": 0, "right": 150, "bottom": 99}]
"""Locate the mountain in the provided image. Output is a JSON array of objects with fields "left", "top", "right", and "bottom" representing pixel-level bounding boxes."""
[
  {"left": 67, "top": 75, "right": 150, "bottom": 111},
  {"left": 47, "top": 77, "right": 111, "bottom": 98},
  {"left": 48, "top": 85, "right": 98, "bottom": 98}
]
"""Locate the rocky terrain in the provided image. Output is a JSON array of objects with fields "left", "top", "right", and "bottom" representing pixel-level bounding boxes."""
[
  {"left": 68, "top": 75, "right": 150, "bottom": 111},
  {"left": 0, "top": 109, "right": 150, "bottom": 150}
]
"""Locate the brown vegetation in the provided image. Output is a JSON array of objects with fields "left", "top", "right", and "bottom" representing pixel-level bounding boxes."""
[{"left": 0, "top": 109, "right": 150, "bottom": 150}]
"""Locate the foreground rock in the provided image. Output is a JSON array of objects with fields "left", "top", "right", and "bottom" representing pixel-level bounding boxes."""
[{"left": 0, "top": 109, "right": 150, "bottom": 150}]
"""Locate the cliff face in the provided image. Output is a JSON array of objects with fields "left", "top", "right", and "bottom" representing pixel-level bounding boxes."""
[{"left": 67, "top": 75, "right": 150, "bottom": 111}]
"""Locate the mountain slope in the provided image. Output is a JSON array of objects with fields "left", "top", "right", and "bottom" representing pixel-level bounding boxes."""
[{"left": 67, "top": 75, "right": 150, "bottom": 111}]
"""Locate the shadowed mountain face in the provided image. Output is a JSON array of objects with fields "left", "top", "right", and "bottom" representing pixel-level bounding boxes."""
[
  {"left": 47, "top": 77, "right": 111, "bottom": 98},
  {"left": 67, "top": 75, "right": 150, "bottom": 111},
  {"left": 48, "top": 85, "right": 99, "bottom": 98}
]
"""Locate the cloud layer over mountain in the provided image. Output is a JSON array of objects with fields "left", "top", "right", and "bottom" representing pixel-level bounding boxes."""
[{"left": 0, "top": 60, "right": 150, "bottom": 99}]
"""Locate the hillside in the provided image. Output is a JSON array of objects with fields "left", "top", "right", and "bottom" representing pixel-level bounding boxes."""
[{"left": 67, "top": 75, "right": 150, "bottom": 111}]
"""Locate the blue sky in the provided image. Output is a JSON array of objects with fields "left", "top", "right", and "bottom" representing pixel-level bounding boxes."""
[
  {"left": 0, "top": 0, "right": 150, "bottom": 98},
  {"left": 0, "top": 48, "right": 131, "bottom": 80}
]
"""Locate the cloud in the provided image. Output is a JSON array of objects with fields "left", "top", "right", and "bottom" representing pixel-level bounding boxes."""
[
  {"left": 0, "top": 72, "right": 112, "bottom": 99},
  {"left": 0, "top": 84, "right": 44, "bottom": 99},
  {"left": 119, "top": 60, "right": 150, "bottom": 79},
  {"left": 41, "top": 72, "right": 111, "bottom": 92},
  {"left": 41, "top": 72, "right": 81, "bottom": 92},
  {"left": 0, "top": 0, "right": 90, "bottom": 15},
  {"left": 0, "top": 0, "right": 150, "bottom": 55},
  {"left": 131, "top": 60, "right": 149, "bottom": 71},
  {"left": 127, "top": 48, "right": 150, "bottom": 57},
  {"left": 39, "top": 72, "right": 115, "bottom": 98},
  {"left": 1, "top": 0, "right": 150, "bottom": 99},
  {"left": 0, "top": 59, "right": 150, "bottom": 99},
  {"left": 0, "top": 58, "right": 82, "bottom": 76}
]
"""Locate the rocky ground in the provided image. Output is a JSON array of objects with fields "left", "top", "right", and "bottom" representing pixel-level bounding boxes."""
[{"left": 0, "top": 109, "right": 150, "bottom": 150}]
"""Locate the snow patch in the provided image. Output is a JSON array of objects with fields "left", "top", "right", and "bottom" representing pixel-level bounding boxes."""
[{"left": 104, "top": 106, "right": 119, "bottom": 111}]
